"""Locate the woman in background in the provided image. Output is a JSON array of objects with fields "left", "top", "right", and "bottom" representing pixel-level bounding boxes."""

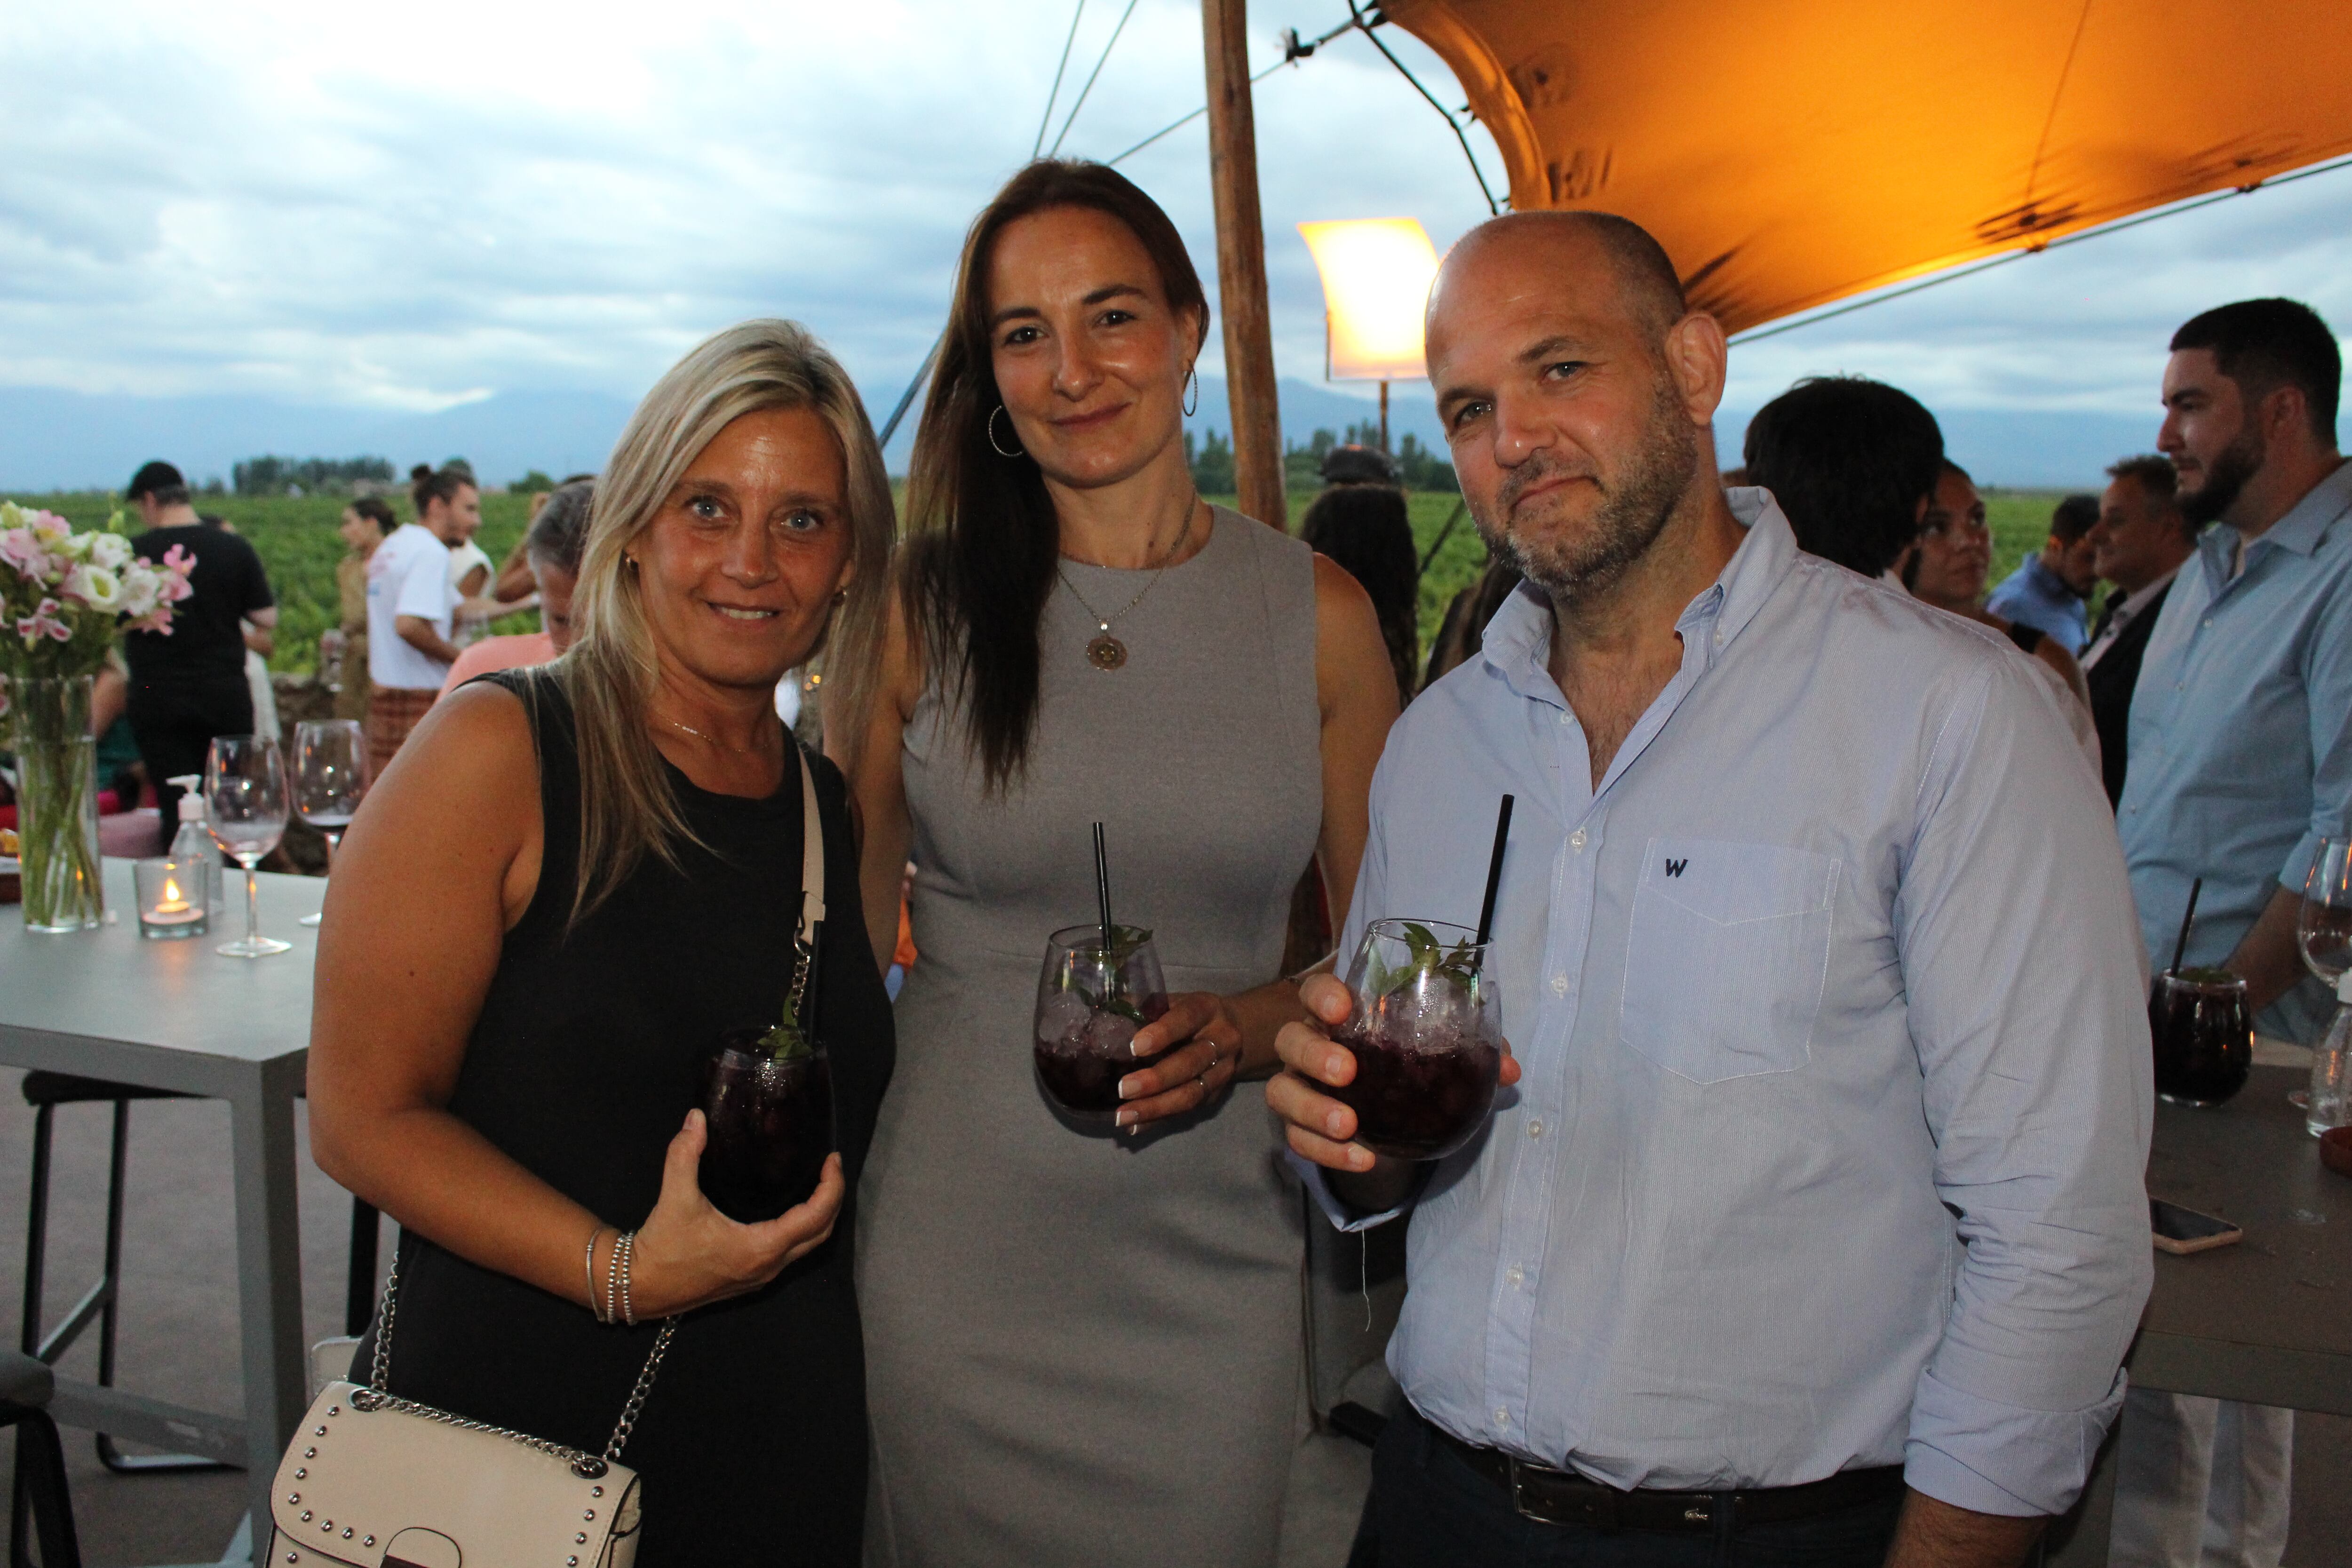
[
  {"left": 1298, "top": 480, "right": 1419, "bottom": 701},
  {"left": 332, "top": 496, "right": 392, "bottom": 723},
  {"left": 829, "top": 159, "right": 1397, "bottom": 1568},
  {"left": 440, "top": 478, "right": 593, "bottom": 689}
]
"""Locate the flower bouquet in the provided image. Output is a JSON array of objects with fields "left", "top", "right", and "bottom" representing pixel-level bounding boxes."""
[{"left": 1, "top": 502, "right": 194, "bottom": 930}]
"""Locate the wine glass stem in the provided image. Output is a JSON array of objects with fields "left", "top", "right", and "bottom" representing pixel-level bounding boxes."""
[
  {"left": 243, "top": 858, "right": 261, "bottom": 946},
  {"left": 324, "top": 831, "right": 341, "bottom": 876}
]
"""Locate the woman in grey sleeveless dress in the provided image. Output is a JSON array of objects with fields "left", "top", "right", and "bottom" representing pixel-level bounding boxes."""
[{"left": 828, "top": 162, "right": 1399, "bottom": 1568}]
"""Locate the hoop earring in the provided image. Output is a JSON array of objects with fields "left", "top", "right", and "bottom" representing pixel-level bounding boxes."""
[
  {"left": 1183, "top": 367, "right": 1199, "bottom": 418},
  {"left": 987, "top": 406, "right": 1025, "bottom": 459}
]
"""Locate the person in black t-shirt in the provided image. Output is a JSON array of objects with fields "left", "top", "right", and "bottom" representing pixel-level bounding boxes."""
[{"left": 121, "top": 461, "right": 278, "bottom": 823}]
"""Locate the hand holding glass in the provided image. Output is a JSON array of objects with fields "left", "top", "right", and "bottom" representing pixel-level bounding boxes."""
[
  {"left": 1327, "top": 919, "right": 1503, "bottom": 1160},
  {"left": 293, "top": 719, "right": 368, "bottom": 927},
  {"left": 1033, "top": 925, "right": 1171, "bottom": 1120},
  {"left": 205, "top": 734, "right": 292, "bottom": 958}
]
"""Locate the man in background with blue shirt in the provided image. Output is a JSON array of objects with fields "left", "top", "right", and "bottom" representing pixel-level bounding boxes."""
[
  {"left": 1271, "top": 212, "right": 2153, "bottom": 1568},
  {"left": 2110, "top": 297, "right": 2349, "bottom": 1568},
  {"left": 1986, "top": 495, "right": 2099, "bottom": 653}
]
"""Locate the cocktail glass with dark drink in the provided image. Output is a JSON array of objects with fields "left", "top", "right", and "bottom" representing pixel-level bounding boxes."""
[
  {"left": 2149, "top": 967, "right": 2253, "bottom": 1108},
  {"left": 699, "top": 1024, "right": 834, "bottom": 1222},
  {"left": 1328, "top": 918, "right": 1503, "bottom": 1161},
  {"left": 1034, "top": 924, "right": 1172, "bottom": 1120}
]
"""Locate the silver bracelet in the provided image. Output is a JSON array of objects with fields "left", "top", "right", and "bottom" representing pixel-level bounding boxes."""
[
  {"left": 583, "top": 1226, "right": 608, "bottom": 1323},
  {"left": 618, "top": 1230, "right": 638, "bottom": 1328},
  {"left": 604, "top": 1224, "right": 625, "bottom": 1327}
]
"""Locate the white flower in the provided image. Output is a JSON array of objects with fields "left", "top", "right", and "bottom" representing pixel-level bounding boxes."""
[
  {"left": 87, "top": 532, "right": 131, "bottom": 570},
  {"left": 64, "top": 563, "right": 123, "bottom": 611}
]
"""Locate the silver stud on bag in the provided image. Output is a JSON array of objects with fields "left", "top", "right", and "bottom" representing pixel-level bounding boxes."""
[
  {"left": 342, "top": 1528, "right": 354, "bottom": 1539},
  {"left": 294, "top": 1468, "right": 306, "bottom": 1479},
  {"left": 300, "top": 1511, "right": 313, "bottom": 1522},
  {"left": 364, "top": 1536, "right": 375, "bottom": 1548},
  {"left": 583, "top": 1508, "right": 595, "bottom": 1520},
  {"left": 591, "top": 1486, "right": 604, "bottom": 1497},
  {"left": 286, "top": 1494, "right": 299, "bottom": 1504},
  {"left": 314, "top": 1424, "right": 327, "bottom": 1435},
  {"left": 304, "top": 1447, "right": 316, "bottom": 1458},
  {"left": 575, "top": 1532, "right": 588, "bottom": 1544}
]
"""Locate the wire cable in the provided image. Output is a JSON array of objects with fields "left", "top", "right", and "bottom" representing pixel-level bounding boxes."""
[
  {"left": 1732, "top": 152, "right": 2352, "bottom": 346},
  {"left": 1032, "top": 0, "right": 1088, "bottom": 159},
  {"left": 1346, "top": 2, "right": 1501, "bottom": 215},
  {"left": 1047, "top": 0, "right": 1142, "bottom": 158}
]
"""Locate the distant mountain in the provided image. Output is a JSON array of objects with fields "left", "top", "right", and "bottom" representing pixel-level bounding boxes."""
[
  {"left": 3, "top": 377, "right": 2163, "bottom": 494},
  {"left": 0, "top": 387, "right": 637, "bottom": 493}
]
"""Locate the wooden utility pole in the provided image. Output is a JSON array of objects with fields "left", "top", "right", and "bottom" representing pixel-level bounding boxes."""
[{"left": 1200, "top": 0, "right": 1286, "bottom": 528}]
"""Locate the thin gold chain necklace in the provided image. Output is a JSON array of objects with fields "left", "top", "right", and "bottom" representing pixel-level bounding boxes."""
[
  {"left": 1056, "top": 502, "right": 1199, "bottom": 672},
  {"left": 655, "top": 714, "right": 777, "bottom": 755}
]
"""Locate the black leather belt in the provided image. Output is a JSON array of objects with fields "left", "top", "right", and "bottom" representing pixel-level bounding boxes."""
[{"left": 1432, "top": 1425, "right": 1905, "bottom": 1532}]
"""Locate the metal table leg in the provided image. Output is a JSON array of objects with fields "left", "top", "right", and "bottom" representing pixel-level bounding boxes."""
[{"left": 228, "top": 1054, "right": 309, "bottom": 1549}]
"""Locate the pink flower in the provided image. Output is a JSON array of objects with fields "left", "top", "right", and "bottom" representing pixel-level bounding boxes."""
[
  {"left": 159, "top": 543, "right": 198, "bottom": 602},
  {"left": 26, "top": 598, "right": 72, "bottom": 642},
  {"left": 24, "top": 511, "right": 71, "bottom": 546},
  {"left": 129, "top": 610, "right": 174, "bottom": 636},
  {"left": 0, "top": 528, "right": 55, "bottom": 581}
]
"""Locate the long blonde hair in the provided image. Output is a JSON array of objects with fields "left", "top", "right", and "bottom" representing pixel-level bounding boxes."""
[{"left": 560, "top": 319, "right": 895, "bottom": 921}]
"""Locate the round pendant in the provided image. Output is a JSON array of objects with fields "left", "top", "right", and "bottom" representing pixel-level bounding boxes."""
[{"left": 1086, "top": 633, "right": 1128, "bottom": 671}]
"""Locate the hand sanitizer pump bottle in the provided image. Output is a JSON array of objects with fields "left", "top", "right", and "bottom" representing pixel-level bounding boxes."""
[{"left": 166, "top": 775, "right": 227, "bottom": 923}]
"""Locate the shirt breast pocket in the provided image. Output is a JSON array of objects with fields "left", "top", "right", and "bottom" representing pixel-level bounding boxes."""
[{"left": 1618, "top": 838, "right": 1841, "bottom": 1084}]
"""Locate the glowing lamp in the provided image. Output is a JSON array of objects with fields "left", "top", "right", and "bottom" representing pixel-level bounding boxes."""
[{"left": 1297, "top": 218, "right": 1440, "bottom": 452}]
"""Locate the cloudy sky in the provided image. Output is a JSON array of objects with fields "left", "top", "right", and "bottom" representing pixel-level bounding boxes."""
[{"left": 7, "top": 0, "right": 2349, "bottom": 437}]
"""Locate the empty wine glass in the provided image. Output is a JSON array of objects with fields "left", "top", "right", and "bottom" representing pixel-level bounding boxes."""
[
  {"left": 205, "top": 734, "right": 292, "bottom": 958},
  {"left": 2296, "top": 838, "right": 2352, "bottom": 1111},
  {"left": 293, "top": 719, "right": 368, "bottom": 927},
  {"left": 2300, "top": 839, "right": 2352, "bottom": 983}
]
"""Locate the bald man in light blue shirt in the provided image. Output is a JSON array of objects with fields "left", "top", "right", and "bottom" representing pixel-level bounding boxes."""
[{"left": 1273, "top": 213, "right": 2153, "bottom": 1568}]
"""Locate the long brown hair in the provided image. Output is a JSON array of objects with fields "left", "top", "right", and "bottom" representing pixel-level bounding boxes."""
[{"left": 876, "top": 159, "right": 1208, "bottom": 791}]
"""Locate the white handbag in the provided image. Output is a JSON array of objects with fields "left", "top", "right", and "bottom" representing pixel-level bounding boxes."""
[
  {"left": 269, "top": 742, "right": 828, "bottom": 1568},
  {"left": 268, "top": 1255, "right": 674, "bottom": 1568}
]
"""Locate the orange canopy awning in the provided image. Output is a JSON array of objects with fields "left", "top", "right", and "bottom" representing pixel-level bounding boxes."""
[{"left": 1384, "top": 0, "right": 2352, "bottom": 333}]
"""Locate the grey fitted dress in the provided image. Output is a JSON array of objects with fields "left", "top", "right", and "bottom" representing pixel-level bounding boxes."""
[{"left": 859, "top": 509, "right": 1324, "bottom": 1568}]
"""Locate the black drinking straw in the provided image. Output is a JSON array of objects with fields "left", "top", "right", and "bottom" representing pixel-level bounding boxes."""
[
  {"left": 1092, "top": 821, "right": 1115, "bottom": 951},
  {"left": 2170, "top": 876, "right": 2203, "bottom": 976},
  {"left": 1474, "top": 795, "right": 1515, "bottom": 946}
]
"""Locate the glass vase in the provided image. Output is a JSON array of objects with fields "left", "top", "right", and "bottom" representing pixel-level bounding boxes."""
[{"left": 9, "top": 675, "right": 103, "bottom": 933}]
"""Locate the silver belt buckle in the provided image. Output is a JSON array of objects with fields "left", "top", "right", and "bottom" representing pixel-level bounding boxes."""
[{"left": 1507, "top": 1457, "right": 1604, "bottom": 1528}]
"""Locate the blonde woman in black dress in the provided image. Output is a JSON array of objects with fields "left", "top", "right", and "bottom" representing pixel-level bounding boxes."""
[{"left": 308, "top": 321, "right": 896, "bottom": 1564}]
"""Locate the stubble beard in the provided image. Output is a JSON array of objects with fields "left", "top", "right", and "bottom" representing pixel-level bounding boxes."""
[
  {"left": 1474, "top": 377, "right": 1699, "bottom": 610},
  {"left": 2178, "top": 423, "right": 2265, "bottom": 528}
]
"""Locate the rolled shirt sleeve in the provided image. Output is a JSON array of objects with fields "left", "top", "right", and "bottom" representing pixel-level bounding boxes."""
[{"left": 1895, "top": 657, "right": 2153, "bottom": 1515}]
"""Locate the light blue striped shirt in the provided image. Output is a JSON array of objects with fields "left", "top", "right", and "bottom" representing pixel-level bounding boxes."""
[
  {"left": 1315, "top": 490, "right": 2152, "bottom": 1516},
  {"left": 2120, "top": 459, "right": 2352, "bottom": 1044}
]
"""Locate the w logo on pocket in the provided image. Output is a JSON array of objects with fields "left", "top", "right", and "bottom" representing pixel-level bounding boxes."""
[{"left": 1664, "top": 858, "right": 1688, "bottom": 878}]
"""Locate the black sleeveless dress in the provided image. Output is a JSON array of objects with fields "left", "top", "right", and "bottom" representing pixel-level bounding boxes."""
[{"left": 358, "top": 669, "right": 893, "bottom": 1564}]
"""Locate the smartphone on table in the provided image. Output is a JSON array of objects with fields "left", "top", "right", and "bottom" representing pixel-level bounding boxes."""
[{"left": 2150, "top": 1197, "right": 2243, "bottom": 1255}]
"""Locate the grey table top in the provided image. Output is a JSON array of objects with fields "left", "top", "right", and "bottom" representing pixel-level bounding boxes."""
[
  {"left": 2133, "top": 1062, "right": 2352, "bottom": 1414},
  {"left": 0, "top": 858, "right": 324, "bottom": 1068}
]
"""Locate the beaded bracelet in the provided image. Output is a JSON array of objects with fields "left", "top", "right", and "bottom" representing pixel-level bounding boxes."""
[
  {"left": 618, "top": 1230, "right": 638, "bottom": 1328},
  {"left": 604, "top": 1224, "right": 626, "bottom": 1326}
]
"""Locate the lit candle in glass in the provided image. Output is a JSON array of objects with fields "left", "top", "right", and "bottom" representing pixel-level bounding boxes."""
[{"left": 136, "top": 857, "right": 209, "bottom": 940}]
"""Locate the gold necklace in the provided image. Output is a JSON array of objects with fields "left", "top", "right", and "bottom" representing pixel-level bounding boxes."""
[
  {"left": 655, "top": 714, "right": 775, "bottom": 755},
  {"left": 1056, "top": 502, "right": 1199, "bottom": 672}
]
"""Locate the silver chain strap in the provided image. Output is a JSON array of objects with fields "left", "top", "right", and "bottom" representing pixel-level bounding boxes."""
[{"left": 360, "top": 1250, "right": 678, "bottom": 1477}]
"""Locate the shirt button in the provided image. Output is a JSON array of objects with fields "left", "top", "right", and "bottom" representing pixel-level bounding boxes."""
[
  {"left": 1557, "top": 712, "right": 1573, "bottom": 728},
  {"left": 1570, "top": 829, "right": 1587, "bottom": 850},
  {"left": 1551, "top": 973, "right": 1569, "bottom": 996},
  {"left": 1527, "top": 1119, "right": 1545, "bottom": 1139},
  {"left": 1495, "top": 1408, "right": 1511, "bottom": 1428},
  {"left": 1506, "top": 1265, "right": 1525, "bottom": 1287}
]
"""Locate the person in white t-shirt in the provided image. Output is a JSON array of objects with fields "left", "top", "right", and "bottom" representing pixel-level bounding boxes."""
[{"left": 365, "top": 465, "right": 474, "bottom": 774}]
